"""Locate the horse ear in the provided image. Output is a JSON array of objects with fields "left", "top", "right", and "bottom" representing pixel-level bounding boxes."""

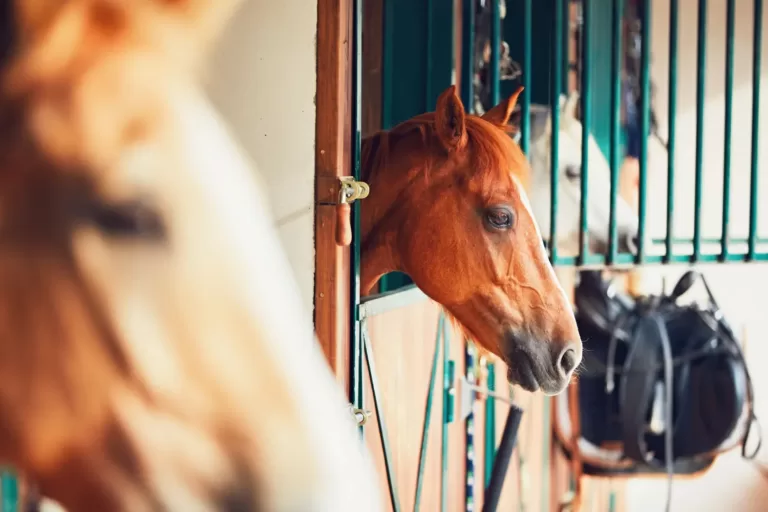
[
  {"left": 512, "top": 104, "right": 552, "bottom": 142},
  {"left": 482, "top": 86, "right": 524, "bottom": 129},
  {"left": 434, "top": 85, "right": 468, "bottom": 152},
  {"left": 535, "top": 106, "right": 552, "bottom": 139}
]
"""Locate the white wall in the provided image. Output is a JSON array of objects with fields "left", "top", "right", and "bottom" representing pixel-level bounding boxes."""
[
  {"left": 205, "top": 0, "right": 318, "bottom": 315},
  {"left": 625, "top": 1, "right": 768, "bottom": 510}
]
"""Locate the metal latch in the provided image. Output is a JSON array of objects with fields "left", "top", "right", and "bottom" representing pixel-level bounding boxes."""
[
  {"left": 348, "top": 404, "right": 372, "bottom": 426},
  {"left": 338, "top": 176, "right": 370, "bottom": 205},
  {"left": 317, "top": 176, "right": 369, "bottom": 246}
]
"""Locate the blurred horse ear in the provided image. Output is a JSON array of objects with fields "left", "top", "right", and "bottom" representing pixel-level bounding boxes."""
[
  {"left": 482, "top": 86, "right": 524, "bottom": 131},
  {"left": 505, "top": 103, "right": 552, "bottom": 143},
  {"left": 16, "top": 0, "right": 244, "bottom": 58},
  {"left": 560, "top": 92, "right": 580, "bottom": 131},
  {"left": 434, "top": 85, "right": 468, "bottom": 152},
  {"left": 152, "top": 0, "right": 245, "bottom": 46}
]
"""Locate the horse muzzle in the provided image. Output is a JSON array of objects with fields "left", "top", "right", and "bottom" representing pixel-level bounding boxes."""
[{"left": 502, "top": 330, "right": 582, "bottom": 396}]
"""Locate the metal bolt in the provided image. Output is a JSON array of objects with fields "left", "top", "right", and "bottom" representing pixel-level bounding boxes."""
[{"left": 348, "top": 404, "right": 372, "bottom": 426}]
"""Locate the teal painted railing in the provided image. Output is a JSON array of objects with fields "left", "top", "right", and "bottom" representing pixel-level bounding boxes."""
[
  {"left": 609, "top": 0, "right": 625, "bottom": 263},
  {"left": 665, "top": 0, "right": 678, "bottom": 262},
  {"left": 380, "top": 0, "right": 768, "bottom": 281},
  {"left": 351, "top": 1, "right": 768, "bottom": 511},
  {"left": 504, "top": 0, "right": 767, "bottom": 268},
  {"left": 357, "top": 288, "right": 455, "bottom": 512},
  {"left": 1, "top": 472, "right": 17, "bottom": 512}
]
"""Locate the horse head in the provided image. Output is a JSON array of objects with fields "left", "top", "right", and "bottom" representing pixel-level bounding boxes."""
[
  {"left": 518, "top": 92, "right": 641, "bottom": 256},
  {"left": 360, "top": 86, "right": 582, "bottom": 395},
  {"left": 0, "top": 1, "right": 381, "bottom": 510}
]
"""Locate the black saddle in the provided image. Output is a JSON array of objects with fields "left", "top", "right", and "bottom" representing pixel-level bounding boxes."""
[{"left": 554, "top": 270, "right": 761, "bottom": 510}]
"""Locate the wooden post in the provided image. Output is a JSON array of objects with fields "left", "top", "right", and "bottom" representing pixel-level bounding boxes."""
[{"left": 314, "top": 0, "right": 353, "bottom": 385}]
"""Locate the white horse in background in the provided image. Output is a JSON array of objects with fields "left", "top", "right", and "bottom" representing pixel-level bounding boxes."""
[{"left": 515, "top": 94, "right": 641, "bottom": 256}]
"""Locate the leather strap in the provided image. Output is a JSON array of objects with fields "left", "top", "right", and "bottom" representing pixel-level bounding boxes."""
[
  {"left": 620, "top": 312, "right": 675, "bottom": 512},
  {"left": 620, "top": 313, "right": 664, "bottom": 464}
]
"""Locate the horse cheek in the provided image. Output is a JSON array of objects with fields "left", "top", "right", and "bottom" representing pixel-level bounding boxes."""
[{"left": 401, "top": 221, "right": 472, "bottom": 304}]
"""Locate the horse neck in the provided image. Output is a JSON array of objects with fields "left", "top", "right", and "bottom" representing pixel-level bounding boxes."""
[{"left": 359, "top": 132, "right": 417, "bottom": 294}]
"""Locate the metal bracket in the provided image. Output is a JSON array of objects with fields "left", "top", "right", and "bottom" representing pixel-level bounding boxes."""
[
  {"left": 338, "top": 176, "right": 370, "bottom": 205},
  {"left": 348, "top": 404, "right": 372, "bottom": 426},
  {"left": 318, "top": 176, "right": 371, "bottom": 247},
  {"left": 317, "top": 176, "right": 370, "bottom": 206}
]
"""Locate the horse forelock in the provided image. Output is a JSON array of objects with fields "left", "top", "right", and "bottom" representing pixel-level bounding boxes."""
[{"left": 463, "top": 115, "right": 530, "bottom": 194}]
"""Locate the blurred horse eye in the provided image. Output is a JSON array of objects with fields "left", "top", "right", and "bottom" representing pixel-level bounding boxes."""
[{"left": 564, "top": 165, "right": 581, "bottom": 180}]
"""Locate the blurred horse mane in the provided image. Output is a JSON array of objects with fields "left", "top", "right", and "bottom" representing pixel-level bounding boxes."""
[{"left": 0, "top": 1, "right": 380, "bottom": 510}]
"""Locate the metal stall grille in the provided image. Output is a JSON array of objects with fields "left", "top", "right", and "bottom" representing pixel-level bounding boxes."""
[{"left": 349, "top": 0, "right": 768, "bottom": 511}]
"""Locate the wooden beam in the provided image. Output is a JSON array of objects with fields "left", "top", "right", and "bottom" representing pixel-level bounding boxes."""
[
  {"left": 362, "top": 0, "right": 383, "bottom": 138},
  {"left": 314, "top": 0, "right": 353, "bottom": 385}
]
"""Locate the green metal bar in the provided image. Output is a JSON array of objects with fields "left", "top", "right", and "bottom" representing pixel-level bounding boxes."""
[
  {"left": 550, "top": 0, "right": 564, "bottom": 262},
  {"left": 441, "top": 319, "right": 451, "bottom": 512},
  {"left": 721, "top": 0, "right": 735, "bottom": 261},
  {"left": 362, "top": 322, "right": 402, "bottom": 512},
  {"left": 414, "top": 313, "right": 444, "bottom": 512},
  {"left": 460, "top": 0, "right": 475, "bottom": 110},
  {"left": 552, "top": 251, "right": 768, "bottom": 268},
  {"left": 608, "top": 0, "right": 624, "bottom": 264},
  {"left": 665, "top": 0, "right": 679, "bottom": 263},
  {"left": 693, "top": 0, "right": 707, "bottom": 262},
  {"left": 425, "top": 0, "right": 433, "bottom": 109},
  {"left": 520, "top": 0, "right": 532, "bottom": 155},
  {"left": 637, "top": 0, "right": 651, "bottom": 264},
  {"left": 749, "top": 0, "right": 763, "bottom": 260},
  {"left": 445, "top": 362, "right": 456, "bottom": 424},
  {"left": 490, "top": 0, "right": 501, "bottom": 105},
  {"left": 484, "top": 362, "right": 497, "bottom": 487},
  {"left": 654, "top": 236, "right": 768, "bottom": 245},
  {"left": 381, "top": 0, "right": 394, "bottom": 130},
  {"left": 561, "top": 1, "right": 570, "bottom": 95},
  {"left": 349, "top": 0, "right": 364, "bottom": 434},
  {"left": 579, "top": 0, "right": 591, "bottom": 264},
  {"left": 1, "top": 472, "right": 17, "bottom": 512}
]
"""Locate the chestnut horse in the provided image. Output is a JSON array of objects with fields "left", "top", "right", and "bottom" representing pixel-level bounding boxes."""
[
  {"left": 0, "top": 1, "right": 381, "bottom": 511},
  {"left": 360, "top": 86, "right": 582, "bottom": 395}
]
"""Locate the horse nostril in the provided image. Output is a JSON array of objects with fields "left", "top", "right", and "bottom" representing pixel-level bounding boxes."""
[{"left": 557, "top": 346, "right": 579, "bottom": 375}]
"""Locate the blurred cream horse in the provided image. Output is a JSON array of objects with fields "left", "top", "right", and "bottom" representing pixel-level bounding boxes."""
[{"left": 0, "top": 1, "right": 380, "bottom": 510}]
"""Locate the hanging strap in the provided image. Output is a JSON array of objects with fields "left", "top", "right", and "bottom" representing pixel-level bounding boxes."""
[
  {"left": 619, "top": 313, "right": 662, "bottom": 463},
  {"left": 481, "top": 405, "right": 524, "bottom": 512},
  {"left": 620, "top": 312, "right": 674, "bottom": 512}
]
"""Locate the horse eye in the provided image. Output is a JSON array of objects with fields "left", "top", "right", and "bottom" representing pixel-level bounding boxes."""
[
  {"left": 564, "top": 165, "right": 581, "bottom": 180},
  {"left": 484, "top": 207, "right": 514, "bottom": 231}
]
